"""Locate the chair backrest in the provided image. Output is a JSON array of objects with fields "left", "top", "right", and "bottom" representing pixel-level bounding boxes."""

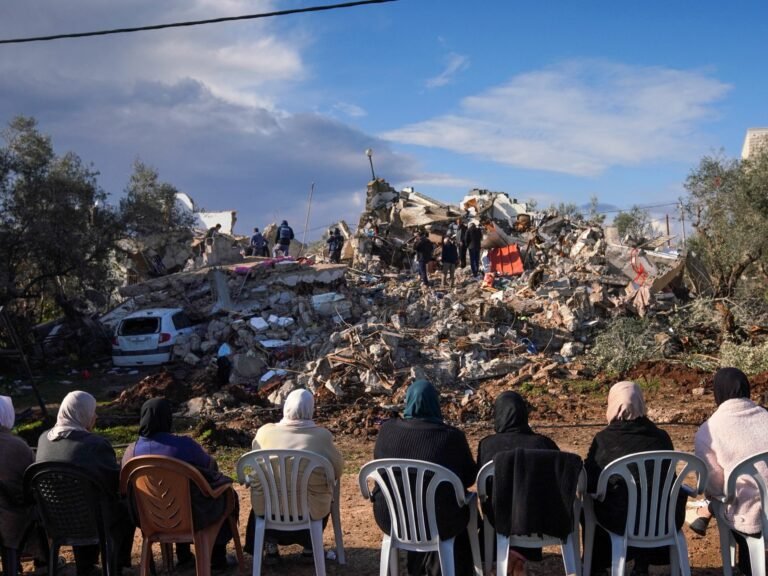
[
  {"left": 594, "top": 450, "right": 707, "bottom": 543},
  {"left": 24, "top": 462, "right": 110, "bottom": 546},
  {"left": 724, "top": 451, "right": 768, "bottom": 537},
  {"left": 120, "top": 455, "right": 213, "bottom": 540},
  {"left": 358, "top": 458, "right": 468, "bottom": 546},
  {"left": 236, "top": 449, "right": 334, "bottom": 528}
]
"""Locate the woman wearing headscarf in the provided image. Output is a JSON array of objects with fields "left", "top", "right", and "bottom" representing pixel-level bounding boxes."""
[
  {"left": 35, "top": 391, "right": 134, "bottom": 576},
  {"left": 584, "top": 381, "right": 683, "bottom": 576},
  {"left": 477, "top": 391, "right": 558, "bottom": 467},
  {"left": 476, "top": 391, "right": 559, "bottom": 565},
  {"left": 694, "top": 367, "right": 768, "bottom": 576},
  {"left": 246, "top": 388, "right": 343, "bottom": 562},
  {"left": 0, "top": 396, "right": 36, "bottom": 556},
  {"left": 372, "top": 379, "right": 478, "bottom": 576},
  {"left": 122, "top": 398, "right": 238, "bottom": 571}
]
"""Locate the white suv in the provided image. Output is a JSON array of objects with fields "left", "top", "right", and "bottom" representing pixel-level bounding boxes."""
[{"left": 112, "top": 308, "right": 198, "bottom": 367}]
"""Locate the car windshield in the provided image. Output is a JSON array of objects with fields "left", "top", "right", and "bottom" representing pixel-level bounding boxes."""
[{"left": 119, "top": 317, "right": 160, "bottom": 336}]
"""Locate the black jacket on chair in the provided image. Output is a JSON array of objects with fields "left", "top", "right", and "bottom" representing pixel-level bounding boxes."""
[{"left": 492, "top": 448, "right": 582, "bottom": 540}]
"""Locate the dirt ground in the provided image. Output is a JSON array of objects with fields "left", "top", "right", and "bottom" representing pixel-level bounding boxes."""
[{"left": 21, "top": 360, "right": 768, "bottom": 576}]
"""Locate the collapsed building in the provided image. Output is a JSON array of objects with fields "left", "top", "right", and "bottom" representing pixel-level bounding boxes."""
[{"left": 95, "top": 178, "right": 710, "bottom": 438}]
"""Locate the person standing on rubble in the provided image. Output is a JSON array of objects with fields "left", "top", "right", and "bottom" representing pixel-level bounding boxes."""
[
  {"left": 329, "top": 228, "right": 344, "bottom": 263},
  {"left": 441, "top": 234, "right": 458, "bottom": 288},
  {"left": 456, "top": 218, "right": 468, "bottom": 268},
  {"left": 273, "top": 220, "right": 294, "bottom": 257},
  {"left": 466, "top": 222, "right": 483, "bottom": 278},
  {"left": 250, "top": 227, "right": 267, "bottom": 257},
  {"left": 414, "top": 229, "right": 434, "bottom": 287}
]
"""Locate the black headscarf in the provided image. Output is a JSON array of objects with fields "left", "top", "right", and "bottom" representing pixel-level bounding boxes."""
[
  {"left": 493, "top": 391, "right": 533, "bottom": 434},
  {"left": 403, "top": 379, "right": 443, "bottom": 424},
  {"left": 139, "top": 398, "right": 173, "bottom": 438},
  {"left": 713, "top": 367, "right": 750, "bottom": 406}
]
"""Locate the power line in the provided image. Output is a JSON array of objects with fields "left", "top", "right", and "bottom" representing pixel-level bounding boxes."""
[{"left": 0, "top": 0, "right": 399, "bottom": 45}]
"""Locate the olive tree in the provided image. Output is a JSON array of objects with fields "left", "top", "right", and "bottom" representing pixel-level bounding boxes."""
[
  {"left": 683, "top": 148, "right": 768, "bottom": 297},
  {"left": 0, "top": 116, "right": 122, "bottom": 322}
]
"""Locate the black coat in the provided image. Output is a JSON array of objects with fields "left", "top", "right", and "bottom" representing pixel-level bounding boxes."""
[
  {"left": 466, "top": 226, "right": 483, "bottom": 251},
  {"left": 372, "top": 417, "right": 477, "bottom": 540}
]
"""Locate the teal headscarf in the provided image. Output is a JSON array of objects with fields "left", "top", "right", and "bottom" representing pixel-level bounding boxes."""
[{"left": 403, "top": 380, "right": 443, "bottom": 424}]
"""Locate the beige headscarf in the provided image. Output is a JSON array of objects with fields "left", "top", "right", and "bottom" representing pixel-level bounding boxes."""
[
  {"left": 606, "top": 381, "right": 647, "bottom": 423},
  {"left": 0, "top": 395, "right": 14, "bottom": 430},
  {"left": 47, "top": 390, "right": 97, "bottom": 441}
]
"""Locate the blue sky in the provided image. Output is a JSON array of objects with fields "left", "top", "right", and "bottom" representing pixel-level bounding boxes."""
[{"left": 1, "top": 0, "right": 766, "bottom": 237}]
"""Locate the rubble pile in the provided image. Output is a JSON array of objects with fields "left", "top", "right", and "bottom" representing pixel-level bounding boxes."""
[{"left": 104, "top": 180, "right": 755, "bottom": 440}]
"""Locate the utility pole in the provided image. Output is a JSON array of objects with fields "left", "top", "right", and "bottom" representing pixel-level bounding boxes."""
[
  {"left": 679, "top": 202, "right": 687, "bottom": 248},
  {"left": 665, "top": 214, "right": 671, "bottom": 248}
]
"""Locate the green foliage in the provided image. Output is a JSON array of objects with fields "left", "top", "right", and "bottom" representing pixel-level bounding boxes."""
[
  {"left": 119, "top": 159, "right": 195, "bottom": 237},
  {"left": 0, "top": 116, "right": 123, "bottom": 323},
  {"left": 683, "top": 148, "right": 768, "bottom": 296},
  {"left": 719, "top": 340, "right": 768, "bottom": 375},
  {"left": 587, "top": 195, "right": 606, "bottom": 225},
  {"left": 589, "top": 317, "right": 656, "bottom": 376},
  {"left": 613, "top": 206, "right": 653, "bottom": 241},
  {"left": 93, "top": 424, "right": 139, "bottom": 446}
]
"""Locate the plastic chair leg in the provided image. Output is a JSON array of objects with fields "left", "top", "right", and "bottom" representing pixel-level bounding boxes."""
[
  {"left": 467, "top": 502, "right": 482, "bottom": 576},
  {"left": 379, "top": 536, "right": 395, "bottom": 576},
  {"left": 251, "top": 518, "right": 265, "bottom": 576},
  {"left": 194, "top": 531, "right": 213, "bottom": 576},
  {"left": 674, "top": 531, "right": 691, "bottom": 576},
  {"left": 227, "top": 514, "right": 245, "bottom": 576},
  {"left": 745, "top": 535, "right": 766, "bottom": 576},
  {"left": 140, "top": 540, "right": 152, "bottom": 576},
  {"left": 495, "top": 534, "right": 509, "bottom": 576},
  {"left": 309, "top": 519, "right": 326, "bottom": 576},
  {"left": 331, "top": 487, "right": 346, "bottom": 565},
  {"left": 608, "top": 533, "right": 626, "bottom": 576},
  {"left": 437, "top": 537, "right": 456, "bottom": 576},
  {"left": 561, "top": 533, "right": 580, "bottom": 576},
  {"left": 2, "top": 546, "right": 18, "bottom": 576},
  {"left": 482, "top": 518, "right": 493, "bottom": 576},
  {"left": 717, "top": 524, "right": 735, "bottom": 576},
  {"left": 583, "top": 516, "right": 595, "bottom": 576}
]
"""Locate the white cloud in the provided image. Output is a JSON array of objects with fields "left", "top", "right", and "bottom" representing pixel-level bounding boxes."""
[
  {"left": 387, "top": 60, "right": 730, "bottom": 176},
  {"left": 425, "top": 52, "right": 470, "bottom": 88},
  {"left": 333, "top": 102, "right": 367, "bottom": 118}
]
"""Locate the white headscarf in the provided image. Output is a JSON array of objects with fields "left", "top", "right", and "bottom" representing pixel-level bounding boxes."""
[
  {"left": 0, "top": 395, "right": 15, "bottom": 430},
  {"left": 279, "top": 389, "right": 316, "bottom": 429},
  {"left": 47, "top": 390, "right": 97, "bottom": 441}
]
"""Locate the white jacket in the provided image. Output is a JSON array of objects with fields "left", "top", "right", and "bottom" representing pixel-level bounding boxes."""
[{"left": 694, "top": 398, "right": 768, "bottom": 534}]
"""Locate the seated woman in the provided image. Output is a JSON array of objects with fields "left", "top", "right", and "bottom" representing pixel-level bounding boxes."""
[
  {"left": 247, "top": 388, "right": 343, "bottom": 563},
  {"left": 694, "top": 367, "right": 768, "bottom": 576},
  {"left": 584, "top": 381, "right": 685, "bottom": 576},
  {"left": 476, "top": 391, "right": 559, "bottom": 567},
  {"left": 0, "top": 396, "right": 43, "bottom": 568},
  {"left": 372, "top": 379, "right": 478, "bottom": 576},
  {"left": 122, "top": 398, "right": 237, "bottom": 571},
  {"left": 35, "top": 391, "right": 135, "bottom": 576}
]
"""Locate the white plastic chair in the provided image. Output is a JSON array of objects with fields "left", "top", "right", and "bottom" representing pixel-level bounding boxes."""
[
  {"left": 236, "top": 449, "right": 345, "bottom": 576},
  {"left": 476, "top": 458, "right": 585, "bottom": 576},
  {"left": 711, "top": 451, "right": 768, "bottom": 576},
  {"left": 358, "top": 459, "right": 482, "bottom": 576},
  {"left": 583, "top": 450, "right": 707, "bottom": 576}
]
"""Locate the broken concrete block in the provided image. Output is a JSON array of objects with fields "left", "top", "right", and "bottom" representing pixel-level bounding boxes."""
[
  {"left": 249, "top": 316, "right": 269, "bottom": 332},
  {"left": 559, "top": 342, "right": 585, "bottom": 358},
  {"left": 231, "top": 352, "right": 266, "bottom": 383},
  {"left": 183, "top": 352, "right": 201, "bottom": 365}
]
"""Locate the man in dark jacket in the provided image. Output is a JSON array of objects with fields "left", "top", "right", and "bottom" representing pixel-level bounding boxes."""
[
  {"left": 441, "top": 235, "right": 459, "bottom": 288},
  {"left": 273, "top": 220, "right": 294, "bottom": 257},
  {"left": 456, "top": 218, "right": 468, "bottom": 268},
  {"left": 466, "top": 223, "right": 483, "bottom": 278},
  {"left": 250, "top": 227, "right": 267, "bottom": 257},
  {"left": 414, "top": 230, "right": 434, "bottom": 287}
]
